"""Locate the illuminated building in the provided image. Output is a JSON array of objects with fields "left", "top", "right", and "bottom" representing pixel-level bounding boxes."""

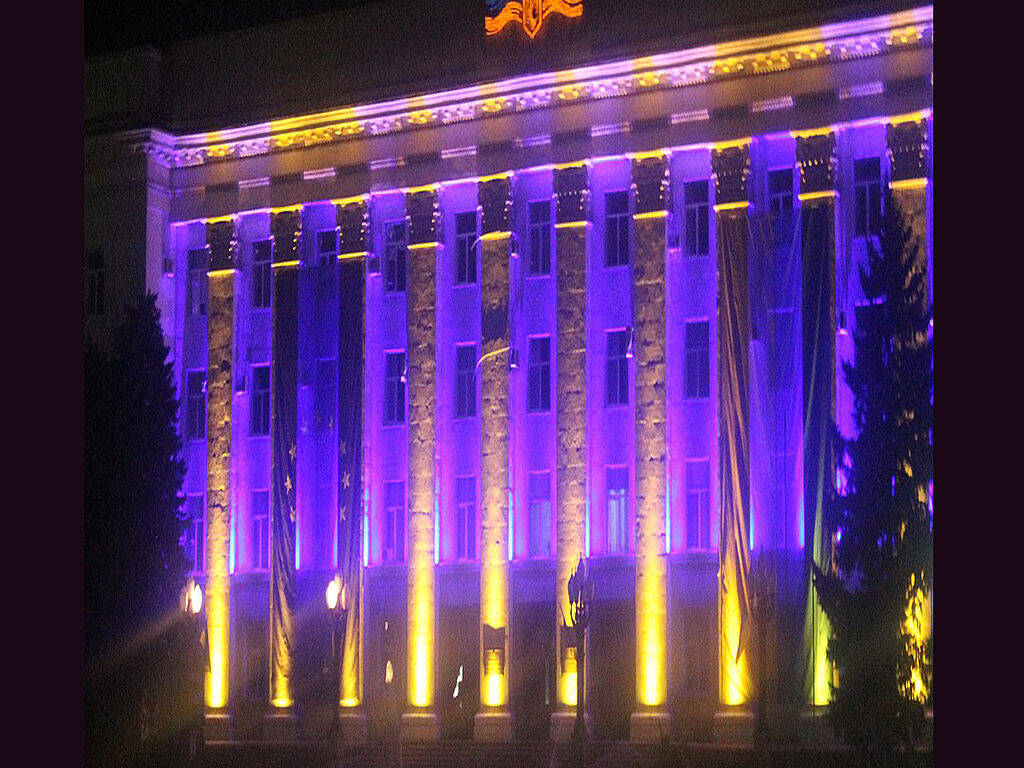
[{"left": 84, "top": 0, "right": 933, "bottom": 745}]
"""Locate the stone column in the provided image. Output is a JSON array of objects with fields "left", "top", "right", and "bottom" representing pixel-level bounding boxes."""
[
  {"left": 712, "top": 142, "right": 754, "bottom": 744},
  {"left": 551, "top": 164, "right": 590, "bottom": 742},
  {"left": 402, "top": 187, "right": 440, "bottom": 742},
  {"left": 475, "top": 175, "right": 514, "bottom": 741},
  {"left": 205, "top": 217, "right": 236, "bottom": 725},
  {"left": 629, "top": 154, "right": 672, "bottom": 741}
]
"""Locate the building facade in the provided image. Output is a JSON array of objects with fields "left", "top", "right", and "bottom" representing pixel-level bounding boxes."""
[{"left": 84, "top": 0, "right": 933, "bottom": 745}]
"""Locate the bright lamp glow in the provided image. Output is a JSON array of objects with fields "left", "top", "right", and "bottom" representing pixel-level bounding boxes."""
[
  {"left": 190, "top": 582, "right": 203, "bottom": 615},
  {"left": 326, "top": 576, "right": 341, "bottom": 610}
]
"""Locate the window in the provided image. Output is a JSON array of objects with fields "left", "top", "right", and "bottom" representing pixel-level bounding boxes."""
[
  {"left": 528, "top": 337, "right": 551, "bottom": 412},
  {"left": 455, "top": 212, "right": 478, "bottom": 285},
  {"left": 456, "top": 476, "right": 476, "bottom": 560},
  {"left": 604, "top": 190, "right": 630, "bottom": 267},
  {"left": 855, "top": 303, "right": 886, "bottom": 373},
  {"left": 317, "top": 229, "right": 337, "bottom": 266},
  {"left": 854, "top": 158, "right": 882, "bottom": 238},
  {"left": 605, "top": 329, "right": 629, "bottom": 406},
  {"left": 686, "top": 458, "right": 711, "bottom": 549},
  {"left": 384, "top": 221, "right": 407, "bottom": 293},
  {"left": 314, "top": 358, "right": 336, "bottom": 430},
  {"left": 384, "top": 481, "right": 405, "bottom": 562},
  {"left": 606, "top": 467, "right": 629, "bottom": 554},
  {"left": 455, "top": 344, "right": 476, "bottom": 419},
  {"left": 252, "top": 490, "right": 270, "bottom": 571},
  {"left": 528, "top": 471, "right": 551, "bottom": 558},
  {"left": 768, "top": 169, "right": 794, "bottom": 215},
  {"left": 684, "top": 180, "right": 710, "bottom": 257},
  {"left": 187, "top": 248, "right": 209, "bottom": 316},
  {"left": 86, "top": 249, "right": 104, "bottom": 316},
  {"left": 250, "top": 365, "right": 271, "bottom": 436},
  {"left": 768, "top": 309, "right": 794, "bottom": 391},
  {"left": 181, "top": 494, "right": 205, "bottom": 573},
  {"left": 252, "top": 240, "right": 272, "bottom": 309},
  {"left": 528, "top": 200, "right": 551, "bottom": 276},
  {"left": 186, "top": 371, "right": 206, "bottom": 441},
  {"left": 684, "top": 321, "right": 710, "bottom": 399},
  {"left": 384, "top": 352, "right": 406, "bottom": 425}
]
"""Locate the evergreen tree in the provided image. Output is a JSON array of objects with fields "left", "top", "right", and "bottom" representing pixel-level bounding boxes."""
[{"left": 813, "top": 191, "right": 933, "bottom": 763}]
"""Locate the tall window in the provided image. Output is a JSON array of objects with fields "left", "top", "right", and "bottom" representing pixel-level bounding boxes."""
[
  {"left": 606, "top": 467, "right": 628, "bottom": 554},
  {"left": 317, "top": 229, "right": 337, "bottom": 266},
  {"left": 252, "top": 240, "right": 272, "bottom": 309},
  {"left": 187, "top": 248, "right": 208, "bottom": 316},
  {"left": 686, "top": 458, "right": 711, "bottom": 549},
  {"left": 384, "top": 481, "right": 405, "bottom": 562},
  {"left": 314, "top": 358, "right": 336, "bottom": 430},
  {"left": 528, "top": 471, "right": 551, "bottom": 558},
  {"left": 252, "top": 490, "right": 270, "bottom": 570},
  {"left": 684, "top": 180, "right": 710, "bottom": 257},
  {"left": 455, "top": 212, "right": 478, "bottom": 285},
  {"left": 183, "top": 493, "right": 205, "bottom": 573},
  {"left": 684, "top": 321, "right": 710, "bottom": 399},
  {"left": 528, "top": 336, "right": 551, "bottom": 412},
  {"left": 854, "top": 158, "right": 882, "bottom": 238},
  {"left": 768, "top": 169, "right": 794, "bottom": 215},
  {"left": 456, "top": 475, "right": 476, "bottom": 561},
  {"left": 528, "top": 200, "right": 551, "bottom": 276},
  {"left": 768, "top": 309, "right": 794, "bottom": 391},
  {"left": 250, "top": 365, "right": 271, "bottom": 436},
  {"left": 605, "top": 329, "right": 629, "bottom": 406},
  {"left": 384, "top": 352, "right": 406, "bottom": 425},
  {"left": 385, "top": 221, "right": 407, "bottom": 293},
  {"left": 86, "top": 248, "right": 104, "bottom": 316},
  {"left": 455, "top": 344, "right": 476, "bottom": 419},
  {"left": 186, "top": 371, "right": 206, "bottom": 441},
  {"left": 604, "top": 190, "right": 630, "bottom": 267}
]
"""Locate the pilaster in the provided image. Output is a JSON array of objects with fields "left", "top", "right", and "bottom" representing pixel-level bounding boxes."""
[{"left": 886, "top": 118, "right": 930, "bottom": 304}]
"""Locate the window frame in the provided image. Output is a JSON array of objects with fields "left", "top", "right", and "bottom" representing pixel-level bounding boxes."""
[
  {"left": 527, "top": 199, "right": 552, "bottom": 277},
  {"left": 605, "top": 328, "right": 629, "bottom": 407},
  {"left": 454, "top": 343, "right": 477, "bottom": 419},
  {"left": 454, "top": 211, "right": 478, "bottom": 286},
  {"left": 604, "top": 190, "right": 631, "bottom": 268},
  {"left": 527, "top": 336, "right": 551, "bottom": 413},
  {"left": 685, "top": 458, "right": 711, "bottom": 550},
  {"left": 250, "top": 364, "right": 271, "bottom": 436},
  {"left": 683, "top": 180, "right": 710, "bottom": 257},
  {"left": 185, "top": 370, "right": 207, "bottom": 441},
  {"left": 252, "top": 239, "right": 273, "bottom": 310},
  {"left": 684, "top": 320, "right": 710, "bottom": 400},
  {"left": 187, "top": 248, "right": 209, "bottom": 317},
  {"left": 854, "top": 157, "right": 883, "bottom": 239},
  {"left": 251, "top": 489, "right": 270, "bottom": 571},
  {"left": 384, "top": 221, "right": 408, "bottom": 293},
  {"left": 605, "top": 466, "right": 629, "bottom": 554},
  {"left": 384, "top": 351, "right": 406, "bottom": 426},
  {"left": 384, "top": 480, "right": 406, "bottom": 563},
  {"left": 528, "top": 470, "right": 552, "bottom": 559},
  {"left": 455, "top": 475, "right": 477, "bottom": 561},
  {"left": 767, "top": 168, "right": 794, "bottom": 216}
]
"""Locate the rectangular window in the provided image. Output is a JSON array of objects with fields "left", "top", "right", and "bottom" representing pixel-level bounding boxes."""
[
  {"left": 768, "top": 169, "right": 794, "bottom": 215},
  {"left": 317, "top": 229, "right": 337, "bottom": 266},
  {"left": 183, "top": 494, "right": 205, "bottom": 573},
  {"left": 606, "top": 467, "right": 629, "bottom": 554},
  {"left": 684, "top": 180, "right": 710, "bottom": 257},
  {"left": 604, "top": 190, "right": 630, "bottom": 267},
  {"left": 250, "top": 365, "right": 271, "bottom": 436},
  {"left": 528, "top": 471, "right": 552, "bottom": 558},
  {"left": 252, "top": 490, "right": 270, "bottom": 571},
  {"left": 605, "top": 329, "right": 629, "bottom": 406},
  {"left": 684, "top": 321, "right": 710, "bottom": 399},
  {"left": 187, "top": 248, "right": 209, "bottom": 316},
  {"left": 455, "top": 212, "right": 478, "bottom": 285},
  {"left": 314, "top": 358, "right": 336, "bottom": 430},
  {"left": 454, "top": 344, "right": 476, "bottom": 419},
  {"left": 456, "top": 475, "right": 476, "bottom": 561},
  {"left": 186, "top": 370, "right": 206, "bottom": 441},
  {"left": 86, "top": 248, "right": 104, "bottom": 316},
  {"left": 528, "top": 336, "right": 551, "bottom": 412},
  {"left": 252, "top": 240, "right": 272, "bottom": 309},
  {"left": 768, "top": 308, "right": 794, "bottom": 391},
  {"left": 384, "top": 352, "right": 406, "bottom": 425},
  {"left": 854, "top": 158, "right": 882, "bottom": 238},
  {"left": 384, "top": 481, "right": 405, "bottom": 563},
  {"left": 384, "top": 221, "right": 407, "bottom": 293},
  {"left": 686, "top": 458, "right": 711, "bottom": 549},
  {"left": 528, "top": 200, "right": 551, "bottom": 276}
]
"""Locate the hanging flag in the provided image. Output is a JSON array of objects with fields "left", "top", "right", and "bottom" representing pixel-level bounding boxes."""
[{"left": 485, "top": 0, "right": 583, "bottom": 39}]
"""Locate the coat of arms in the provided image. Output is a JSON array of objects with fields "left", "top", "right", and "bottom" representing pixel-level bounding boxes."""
[{"left": 485, "top": 0, "right": 583, "bottom": 39}]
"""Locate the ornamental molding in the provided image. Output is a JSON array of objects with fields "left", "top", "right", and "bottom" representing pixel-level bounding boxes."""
[
  {"left": 631, "top": 154, "right": 671, "bottom": 215},
  {"left": 887, "top": 119, "right": 929, "bottom": 182},
  {"left": 796, "top": 133, "right": 836, "bottom": 194},
  {"left": 130, "top": 7, "right": 931, "bottom": 169}
]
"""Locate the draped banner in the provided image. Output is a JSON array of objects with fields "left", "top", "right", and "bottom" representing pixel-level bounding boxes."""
[{"left": 338, "top": 256, "right": 365, "bottom": 705}]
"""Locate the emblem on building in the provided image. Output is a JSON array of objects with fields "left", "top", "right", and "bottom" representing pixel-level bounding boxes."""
[{"left": 485, "top": 0, "right": 582, "bottom": 39}]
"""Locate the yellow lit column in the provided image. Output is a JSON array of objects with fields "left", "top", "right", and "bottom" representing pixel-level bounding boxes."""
[
  {"left": 475, "top": 175, "right": 514, "bottom": 741},
  {"left": 712, "top": 143, "right": 754, "bottom": 741},
  {"left": 551, "top": 164, "right": 589, "bottom": 742},
  {"left": 205, "top": 218, "right": 236, "bottom": 716},
  {"left": 401, "top": 187, "right": 440, "bottom": 742},
  {"left": 629, "top": 154, "right": 671, "bottom": 741}
]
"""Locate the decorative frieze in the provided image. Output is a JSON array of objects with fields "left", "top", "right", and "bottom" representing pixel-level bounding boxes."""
[
  {"left": 796, "top": 133, "right": 836, "bottom": 194},
  {"left": 336, "top": 198, "right": 369, "bottom": 255},
  {"left": 887, "top": 119, "right": 929, "bottom": 182},
  {"left": 554, "top": 165, "right": 590, "bottom": 224},
  {"left": 479, "top": 175, "right": 513, "bottom": 235},
  {"left": 631, "top": 155, "right": 670, "bottom": 215},
  {"left": 711, "top": 145, "right": 750, "bottom": 207},
  {"left": 406, "top": 189, "right": 441, "bottom": 245}
]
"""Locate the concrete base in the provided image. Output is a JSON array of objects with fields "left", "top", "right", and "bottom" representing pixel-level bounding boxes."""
[
  {"left": 550, "top": 711, "right": 590, "bottom": 742},
  {"left": 203, "top": 711, "right": 233, "bottom": 742},
  {"left": 339, "top": 708, "right": 370, "bottom": 744},
  {"left": 473, "top": 710, "right": 513, "bottom": 741},
  {"left": 263, "top": 710, "right": 301, "bottom": 741},
  {"left": 630, "top": 710, "right": 671, "bottom": 742},
  {"left": 713, "top": 709, "right": 754, "bottom": 745},
  {"left": 400, "top": 711, "right": 439, "bottom": 742}
]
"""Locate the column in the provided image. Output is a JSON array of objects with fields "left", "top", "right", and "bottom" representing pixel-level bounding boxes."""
[
  {"left": 551, "top": 163, "right": 590, "bottom": 742},
  {"left": 402, "top": 187, "right": 440, "bottom": 741},
  {"left": 712, "top": 142, "right": 754, "bottom": 742},
  {"left": 268, "top": 208, "right": 301, "bottom": 735},
  {"left": 205, "top": 217, "right": 236, "bottom": 723},
  {"left": 795, "top": 132, "right": 837, "bottom": 714},
  {"left": 475, "top": 175, "right": 514, "bottom": 741},
  {"left": 629, "top": 154, "right": 672, "bottom": 741}
]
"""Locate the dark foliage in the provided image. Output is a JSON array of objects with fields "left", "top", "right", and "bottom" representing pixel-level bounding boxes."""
[{"left": 813, "top": 191, "right": 932, "bottom": 763}]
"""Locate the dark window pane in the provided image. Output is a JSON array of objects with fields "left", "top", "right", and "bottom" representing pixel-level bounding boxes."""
[{"left": 684, "top": 321, "right": 710, "bottom": 399}]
